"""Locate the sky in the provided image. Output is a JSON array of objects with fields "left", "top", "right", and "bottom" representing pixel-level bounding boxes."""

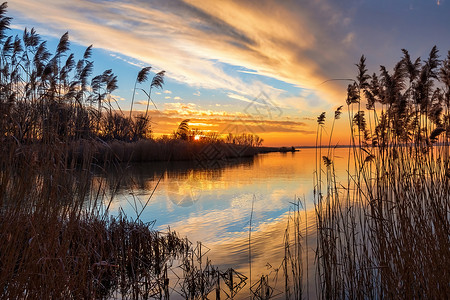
[{"left": 6, "top": 0, "right": 450, "bottom": 146}]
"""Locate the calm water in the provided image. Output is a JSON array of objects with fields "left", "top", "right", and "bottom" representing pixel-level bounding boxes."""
[{"left": 100, "top": 148, "right": 350, "bottom": 299}]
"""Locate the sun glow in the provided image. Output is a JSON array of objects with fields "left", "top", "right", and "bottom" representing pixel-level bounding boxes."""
[{"left": 194, "top": 135, "right": 201, "bottom": 141}]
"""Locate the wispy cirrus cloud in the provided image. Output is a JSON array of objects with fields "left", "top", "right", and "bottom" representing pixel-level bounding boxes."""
[{"left": 7, "top": 0, "right": 450, "bottom": 119}]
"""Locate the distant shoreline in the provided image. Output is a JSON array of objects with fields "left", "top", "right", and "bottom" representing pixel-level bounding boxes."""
[{"left": 258, "top": 146, "right": 299, "bottom": 153}]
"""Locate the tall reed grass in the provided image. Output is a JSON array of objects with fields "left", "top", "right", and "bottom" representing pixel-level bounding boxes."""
[{"left": 315, "top": 48, "right": 450, "bottom": 299}]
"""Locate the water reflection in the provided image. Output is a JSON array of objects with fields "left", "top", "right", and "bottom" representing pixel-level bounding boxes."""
[
  {"left": 97, "top": 149, "right": 350, "bottom": 299},
  {"left": 97, "top": 156, "right": 255, "bottom": 197}
]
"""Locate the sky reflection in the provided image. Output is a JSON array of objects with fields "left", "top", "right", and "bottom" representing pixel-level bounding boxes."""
[
  {"left": 107, "top": 149, "right": 350, "bottom": 242},
  {"left": 99, "top": 148, "right": 351, "bottom": 298}
]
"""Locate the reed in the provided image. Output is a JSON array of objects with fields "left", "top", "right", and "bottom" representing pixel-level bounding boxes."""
[
  {"left": 282, "top": 198, "right": 306, "bottom": 299},
  {"left": 315, "top": 48, "right": 450, "bottom": 299}
]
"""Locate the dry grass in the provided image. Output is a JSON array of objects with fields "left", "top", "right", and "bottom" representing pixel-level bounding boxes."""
[{"left": 0, "top": 212, "right": 190, "bottom": 299}]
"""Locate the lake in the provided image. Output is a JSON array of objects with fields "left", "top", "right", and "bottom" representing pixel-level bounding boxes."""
[{"left": 97, "top": 148, "right": 351, "bottom": 299}]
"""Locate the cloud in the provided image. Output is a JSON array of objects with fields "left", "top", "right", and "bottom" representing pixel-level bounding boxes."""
[
  {"left": 110, "top": 53, "right": 145, "bottom": 68},
  {"left": 342, "top": 32, "right": 355, "bottom": 46},
  {"left": 111, "top": 94, "right": 126, "bottom": 101},
  {"left": 173, "top": 96, "right": 182, "bottom": 100},
  {"left": 227, "top": 93, "right": 252, "bottom": 103},
  {"left": 6, "top": 0, "right": 359, "bottom": 109},
  {"left": 163, "top": 90, "right": 172, "bottom": 94}
]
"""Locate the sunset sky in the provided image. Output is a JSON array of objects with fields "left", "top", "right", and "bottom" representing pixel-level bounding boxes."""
[{"left": 7, "top": 0, "right": 450, "bottom": 146}]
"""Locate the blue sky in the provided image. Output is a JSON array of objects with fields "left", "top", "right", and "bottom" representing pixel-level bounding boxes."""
[{"left": 6, "top": 0, "right": 450, "bottom": 145}]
